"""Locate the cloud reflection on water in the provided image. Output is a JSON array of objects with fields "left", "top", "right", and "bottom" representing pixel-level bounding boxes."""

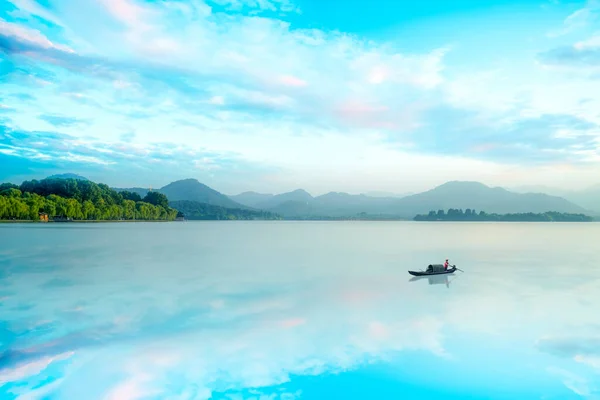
[{"left": 1, "top": 222, "right": 600, "bottom": 399}]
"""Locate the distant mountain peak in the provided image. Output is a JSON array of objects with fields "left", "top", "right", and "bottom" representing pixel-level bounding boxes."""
[
  {"left": 319, "top": 191, "right": 354, "bottom": 198},
  {"left": 431, "top": 181, "right": 511, "bottom": 194},
  {"left": 290, "top": 188, "right": 311, "bottom": 195},
  {"left": 158, "top": 178, "right": 248, "bottom": 210},
  {"left": 169, "top": 178, "right": 201, "bottom": 185},
  {"left": 270, "top": 188, "right": 313, "bottom": 199},
  {"left": 393, "top": 179, "right": 587, "bottom": 217},
  {"left": 435, "top": 180, "right": 488, "bottom": 189}
]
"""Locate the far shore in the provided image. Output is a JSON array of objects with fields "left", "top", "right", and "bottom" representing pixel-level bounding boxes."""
[{"left": 1, "top": 218, "right": 599, "bottom": 223}]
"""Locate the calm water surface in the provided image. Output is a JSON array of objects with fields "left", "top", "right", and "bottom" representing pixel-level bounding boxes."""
[{"left": 1, "top": 222, "right": 599, "bottom": 399}]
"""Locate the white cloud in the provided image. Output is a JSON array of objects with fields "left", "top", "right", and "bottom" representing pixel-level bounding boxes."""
[
  {"left": 0, "top": 18, "right": 74, "bottom": 53},
  {"left": 208, "top": 95, "right": 226, "bottom": 105},
  {"left": 547, "top": 367, "right": 593, "bottom": 398},
  {"left": 13, "top": 379, "right": 66, "bottom": 400},
  {"left": 443, "top": 69, "right": 521, "bottom": 114},
  {"left": 103, "top": 371, "right": 157, "bottom": 400},
  {"left": 208, "top": 0, "right": 300, "bottom": 13},
  {"left": 3, "top": 0, "right": 600, "bottom": 192},
  {"left": 0, "top": 148, "right": 18, "bottom": 156},
  {"left": 0, "top": 352, "right": 74, "bottom": 386},
  {"left": 350, "top": 47, "right": 447, "bottom": 89},
  {"left": 5, "top": 0, "right": 65, "bottom": 27},
  {"left": 575, "top": 355, "right": 600, "bottom": 373},
  {"left": 276, "top": 75, "right": 307, "bottom": 87},
  {"left": 575, "top": 34, "right": 600, "bottom": 49},
  {"left": 58, "top": 153, "right": 114, "bottom": 165},
  {"left": 193, "top": 157, "right": 223, "bottom": 170},
  {"left": 546, "top": 1, "right": 600, "bottom": 37}
]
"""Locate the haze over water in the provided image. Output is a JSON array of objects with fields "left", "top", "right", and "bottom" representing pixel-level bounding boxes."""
[{"left": 1, "top": 222, "right": 599, "bottom": 399}]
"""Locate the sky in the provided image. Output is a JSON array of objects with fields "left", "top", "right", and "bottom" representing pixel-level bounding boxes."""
[{"left": 1, "top": 0, "right": 600, "bottom": 195}]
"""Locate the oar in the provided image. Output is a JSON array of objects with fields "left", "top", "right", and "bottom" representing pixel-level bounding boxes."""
[{"left": 453, "top": 265, "right": 464, "bottom": 272}]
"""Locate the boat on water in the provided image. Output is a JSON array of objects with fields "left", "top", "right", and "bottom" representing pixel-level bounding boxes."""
[{"left": 408, "top": 264, "right": 457, "bottom": 276}]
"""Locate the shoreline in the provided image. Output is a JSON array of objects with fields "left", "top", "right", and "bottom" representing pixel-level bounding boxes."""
[
  {"left": 412, "top": 219, "right": 598, "bottom": 223},
  {"left": 1, "top": 219, "right": 598, "bottom": 223},
  {"left": 0, "top": 219, "right": 173, "bottom": 223}
]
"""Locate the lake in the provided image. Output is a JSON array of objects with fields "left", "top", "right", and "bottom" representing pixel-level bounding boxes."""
[{"left": 1, "top": 221, "right": 599, "bottom": 399}]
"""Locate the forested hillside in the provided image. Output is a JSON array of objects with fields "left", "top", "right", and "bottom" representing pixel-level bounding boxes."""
[{"left": 0, "top": 178, "right": 177, "bottom": 221}]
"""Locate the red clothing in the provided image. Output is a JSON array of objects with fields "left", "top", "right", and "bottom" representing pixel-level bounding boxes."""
[{"left": 444, "top": 261, "right": 449, "bottom": 269}]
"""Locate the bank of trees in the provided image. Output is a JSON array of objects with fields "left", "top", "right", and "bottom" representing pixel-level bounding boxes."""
[
  {"left": 0, "top": 178, "right": 177, "bottom": 221},
  {"left": 414, "top": 208, "right": 593, "bottom": 222}
]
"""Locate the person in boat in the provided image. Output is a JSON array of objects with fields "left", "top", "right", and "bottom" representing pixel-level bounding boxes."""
[{"left": 444, "top": 259, "right": 449, "bottom": 270}]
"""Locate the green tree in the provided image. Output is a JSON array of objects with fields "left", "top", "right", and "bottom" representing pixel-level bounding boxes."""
[
  {"left": 42, "top": 198, "right": 57, "bottom": 217},
  {"left": 122, "top": 199, "right": 135, "bottom": 219},
  {"left": 121, "top": 191, "right": 142, "bottom": 202},
  {"left": 143, "top": 191, "right": 169, "bottom": 209},
  {"left": 0, "top": 183, "right": 18, "bottom": 192},
  {"left": 1, "top": 178, "right": 177, "bottom": 222},
  {"left": 23, "top": 192, "right": 44, "bottom": 220},
  {"left": 1, "top": 188, "right": 22, "bottom": 198},
  {"left": 82, "top": 200, "right": 95, "bottom": 220}
]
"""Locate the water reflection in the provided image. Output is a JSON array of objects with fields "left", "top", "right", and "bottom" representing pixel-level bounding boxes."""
[
  {"left": 408, "top": 273, "right": 459, "bottom": 288},
  {"left": 1, "top": 222, "right": 600, "bottom": 399}
]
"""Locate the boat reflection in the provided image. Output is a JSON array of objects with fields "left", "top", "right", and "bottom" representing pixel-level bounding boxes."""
[{"left": 409, "top": 273, "right": 458, "bottom": 288}]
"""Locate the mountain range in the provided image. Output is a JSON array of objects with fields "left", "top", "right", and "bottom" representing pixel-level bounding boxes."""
[
  {"left": 231, "top": 181, "right": 592, "bottom": 218},
  {"left": 510, "top": 184, "right": 600, "bottom": 213},
  {"left": 45, "top": 174, "right": 598, "bottom": 219},
  {"left": 114, "top": 179, "right": 251, "bottom": 210},
  {"left": 113, "top": 178, "right": 596, "bottom": 219}
]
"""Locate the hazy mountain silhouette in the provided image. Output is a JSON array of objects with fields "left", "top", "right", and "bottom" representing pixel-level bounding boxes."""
[
  {"left": 361, "top": 191, "right": 413, "bottom": 198},
  {"left": 159, "top": 179, "right": 248, "bottom": 209},
  {"left": 233, "top": 190, "right": 404, "bottom": 217},
  {"left": 250, "top": 189, "right": 314, "bottom": 210},
  {"left": 113, "top": 178, "right": 591, "bottom": 218},
  {"left": 116, "top": 179, "right": 250, "bottom": 209},
  {"left": 392, "top": 181, "right": 588, "bottom": 217},
  {"left": 311, "top": 192, "right": 398, "bottom": 217},
  {"left": 230, "top": 181, "right": 589, "bottom": 218},
  {"left": 269, "top": 181, "right": 589, "bottom": 218},
  {"left": 564, "top": 185, "right": 600, "bottom": 212},
  {"left": 510, "top": 185, "right": 565, "bottom": 195},
  {"left": 228, "top": 191, "right": 274, "bottom": 208},
  {"left": 511, "top": 184, "right": 600, "bottom": 213}
]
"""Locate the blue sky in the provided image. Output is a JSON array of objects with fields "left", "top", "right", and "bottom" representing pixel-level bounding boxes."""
[{"left": 1, "top": 0, "right": 600, "bottom": 194}]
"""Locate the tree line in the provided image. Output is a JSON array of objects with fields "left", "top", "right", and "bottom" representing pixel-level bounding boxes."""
[
  {"left": 414, "top": 208, "right": 593, "bottom": 222},
  {"left": 0, "top": 178, "right": 177, "bottom": 221},
  {"left": 169, "top": 200, "right": 282, "bottom": 220}
]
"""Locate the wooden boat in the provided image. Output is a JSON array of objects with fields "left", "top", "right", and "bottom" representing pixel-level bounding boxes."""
[{"left": 408, "top": 264, "right": 457, "bottom": 276}]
